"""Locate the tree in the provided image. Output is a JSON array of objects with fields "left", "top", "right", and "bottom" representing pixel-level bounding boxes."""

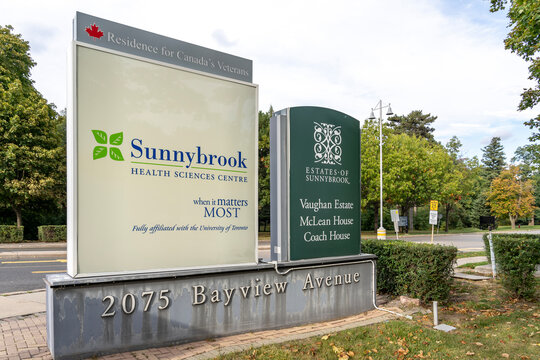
[
  {"left": 486, "top": 165, "right": 535, "bottom": 229},
  {"left": 360, "top": 118, "right": 386, "bottom": 231},
  {"left": 258, "top": 106, "right": 273, "bottom": 231},
  {"left": 512, "top": 143, "right": 540, "bottom": 224},
  {"left": 383, "top": 134, "right": 454, "bottom": 230},
  {"left": 490, "top": 1, "right": 540, "bottom": 141},
  {"left": 481, "top": 137, "right": 506, "bottom": 182},
  {"left": 387, "top": 110, "right": 437, "bottom": 142},
  {"left": 445, "top": 136, "right": 463, "bottom": 163},
  {"left": 439, "top": 137, "right": 466, "bottom": 231},
  {"left": 461, "top": 156, "right": 490, "bottom": 228},
  {"left": 0, "top": 26, "right": 64, "bottom": 227},
  {"left": 0, "top": 25, "right": 35, "bottom": 89},
  {"left": 511, "top": 144, "right": 540, "bottom": 178},
  {"left": 361, "top": 119, "right": 453, "bottom": 231}
]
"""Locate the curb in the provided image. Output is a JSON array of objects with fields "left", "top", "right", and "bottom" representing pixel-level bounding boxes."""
[
  {"left": 0, "top": 289, "right": 46, "bottom": 297},
  {"left": 0, "top": 251, "right": 67, "bottom": 259}
]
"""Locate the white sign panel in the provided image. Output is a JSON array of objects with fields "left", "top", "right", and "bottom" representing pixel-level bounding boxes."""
[
  {"left": 429, "top": 210, "right": 438, "bottom": 226},
  {"left": 68, "top": 44, "right": 257, "bottom": 277},
  {"left": 390, "top": 209, "right": 399, "bottom": 222}
]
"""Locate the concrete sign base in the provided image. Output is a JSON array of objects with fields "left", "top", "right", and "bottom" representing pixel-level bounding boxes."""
[{"left": 46, "top": 255, "right": 376, "bottom": 359}]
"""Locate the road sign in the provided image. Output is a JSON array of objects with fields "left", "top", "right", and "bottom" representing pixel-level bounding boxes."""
[
  {"left": 429, "top": 210, "right": 438, "bottom": 225},
  {"left": 398, "top": 216, "right": 408, "bottom": 227},
  {"left": 390, "top": 209, "right": 399, "bottom": 222},
  {"left": 430, "top": 200, "right": 438, "bottom": 211}
]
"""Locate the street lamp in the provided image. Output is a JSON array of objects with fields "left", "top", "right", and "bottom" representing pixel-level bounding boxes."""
[{"left": 368, "top": 100, "right": 393, "bottom": 240}]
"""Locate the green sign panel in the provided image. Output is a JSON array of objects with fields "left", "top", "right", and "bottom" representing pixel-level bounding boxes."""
[{"left": 288, "top": 107, "right": 360, "bottom": 260}]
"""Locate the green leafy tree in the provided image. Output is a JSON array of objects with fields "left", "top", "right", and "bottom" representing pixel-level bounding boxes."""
[
  {"left": 384, "top": 134, "right": 454, "bottom": 230},
  {"left": 387, "top": 110, "right": 437, "bottom": 142},
  {"left": 360, "top": 118, "right": 385, "bottom": 230},
  {"left": 490, "top": 0, "right": 540, "bottom": 140},
  {"left": 512, "top": 144, "right": 540, "bottom": 178},
  {"left": 361, "top": 119, "right": 454, "bottom": 231},
  {"left": 470, "top": 137, "right": 507, "bottom": 227},
  {"left": 460, "top": 156, "right": 489, "bottom": 228},
  {"left": 258, "top": 107, "right": 273, "bottom": 230},
  {"left": 445, "top": 136, "right": 463, "bottom": 163},
  {"left": 487, "top": 165, "right": 535, "bottom": 229},
  {"left": 438, "top": 138, "right": 466, "bottom": 232},
  {"left": 481, "top": 137, "right": 506, "bottom": 182},
  {"left": 0, "top": 25, "right": 64, "bottom": 227},
  {"left": 0, "top": 25, "right": 35, "bottom": 89},
  {"left": 512, "top": 143, "right": 540, "bottom": 224}
]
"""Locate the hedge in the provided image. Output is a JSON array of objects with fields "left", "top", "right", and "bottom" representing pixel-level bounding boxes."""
[
  {"left": 363, "top": 239, "right": 457, "bottom": 303},
  {"left": 483, "top": 233, "right": 540, "bottom": 263},
  {"left": 38, "top": 225, "right": 67, "bottom": 242},
  {"left": 0, "top": 226, "right": 24, "bottom": 243},
  {"left": 483, "top": 233, "right": 540, "bottom": 299}
]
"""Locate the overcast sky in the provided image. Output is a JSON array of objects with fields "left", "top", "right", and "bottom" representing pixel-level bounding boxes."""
[{"left": 1, "top": 0, "right": 537, "bottom": 161}]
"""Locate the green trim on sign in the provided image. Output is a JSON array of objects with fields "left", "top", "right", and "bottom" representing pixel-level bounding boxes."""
[
  {"left": 191, "top": 166, "right": 247, "bottom": 174},
  {"left": 131, "top": 161, "right": 184, "bottom": 168}
]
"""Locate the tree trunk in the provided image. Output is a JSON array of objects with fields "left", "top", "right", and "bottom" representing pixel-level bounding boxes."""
[
  {"left": 529, "top": 217, "right": 535, "bottom": 226},
  {"left": 14, "top": 207, "right": 22, "bottom": 228},
  {"left": 408, "top": 207, "right": 414, "bottom": 231},
  {"left": 445, "top": 204, "right": 450, "bottom": 233},
  {"left": 509, "top": 215, "right": 516, "bottom": 229}
]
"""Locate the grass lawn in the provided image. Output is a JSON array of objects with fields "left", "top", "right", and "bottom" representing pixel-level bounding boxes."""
[
  {"left": 457, "top": 261, "right": 490, "bottom": 269},
  {"left": 456, "top": 251, "right": 486, "bottom": 259},
  {"left": 212, "top": 279, "right": 539, "bottom": 360}
]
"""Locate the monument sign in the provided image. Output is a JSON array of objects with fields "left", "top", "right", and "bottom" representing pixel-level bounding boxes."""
[
  {"left": 271, "top": 107, "right": 361, "bottom": 261},
  {"left": 68, "top": 12, "right": 257, "bottom": 277},
  {"left": 46, "top": 14, "right": 376, "bottom": 360}
]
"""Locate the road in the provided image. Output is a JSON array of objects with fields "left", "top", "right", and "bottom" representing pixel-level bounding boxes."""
[
  {"left": 0, "top": 232, "right": 504, "bottom": 294},
  {"left": 394, "top": 233, "right": 485, "bottom": 252},
  {"left": 0, "top": 256, "right": 66, "bottom": 294}
]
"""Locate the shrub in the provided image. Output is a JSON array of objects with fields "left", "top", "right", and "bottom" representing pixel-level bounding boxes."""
[
  {"left": 483, "top": 233, "right": 540, "bottom": 263},
  {"left": 362, "top": 239, "right": 457, "bottom": 303},
  {"left": 0, "top": 225, "right": 24, "bottom": 242},
  {"left": 38, "top": 225, "right": 67, "bottom": 242},
  {"left": 483, "top": 233, "right": 540, "bottom": 299}
]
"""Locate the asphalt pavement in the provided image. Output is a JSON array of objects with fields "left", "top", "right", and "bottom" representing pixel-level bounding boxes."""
[{"left": 2, "top": 230, "right": 538, "bottom": 294}]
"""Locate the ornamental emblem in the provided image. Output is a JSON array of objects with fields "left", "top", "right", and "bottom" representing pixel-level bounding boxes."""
[{"left": 313, "top": 122, "right": 342, "bottom": 165}]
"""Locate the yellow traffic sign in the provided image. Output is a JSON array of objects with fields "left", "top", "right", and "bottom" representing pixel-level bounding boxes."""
[{"left": 430, "top": 200, "right": 438, "bottom": 211}]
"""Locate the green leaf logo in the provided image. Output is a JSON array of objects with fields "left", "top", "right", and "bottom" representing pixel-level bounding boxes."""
[
  {"left": 109, "top": 147, "right": 124, "bottom": 161},
  {"left": 92, "top": 130, "right": 125, "bottom": 161},
  {"left": 110, "top": 132, "right": 123, "bottom": 146},
  {"left": 93, "top": 146, "right": 107, "bottom": 160},
  {"left": 92, "top": 130, "right": 107, "bottom": 144}
]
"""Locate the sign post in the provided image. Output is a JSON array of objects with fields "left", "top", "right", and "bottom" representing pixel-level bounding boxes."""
[
  {"left": 429, "top": 200, "right": 438, "bottom": 244},
  {"left": 390, "top": 209, "right": 399, "bottom": 240}
]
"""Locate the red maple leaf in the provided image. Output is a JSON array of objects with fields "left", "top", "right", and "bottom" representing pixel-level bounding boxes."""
[{"left": 85, "top": 24, "right": 104, "bottom": 39}]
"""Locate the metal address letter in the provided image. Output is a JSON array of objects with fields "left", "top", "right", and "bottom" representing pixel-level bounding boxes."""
[
  {"left": 122, "top": 293, "right": 136, "bottom": 314},
  {"left": 158, "top": 289, "right": 170, "bottom": 310},
  {"left": 101, "top": 295, "right": 116, "bottom": 318},
  {"left": 141, "top": 291, "right": 155, "bottom": 312}
]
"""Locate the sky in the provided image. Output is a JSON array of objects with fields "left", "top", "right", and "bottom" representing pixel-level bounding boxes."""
[{"left": 1, "top": 0, "right": 537, "bottom": 161}]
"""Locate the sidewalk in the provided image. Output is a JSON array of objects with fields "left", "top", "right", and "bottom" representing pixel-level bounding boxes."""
[
  {"left": 0, "top": 291, "right": 46, "bottom": 320},
  {"left": 0, "top": 242, "right": 66, "bottom": 259},
  {"left": 0, "top": 242, "right": 408, "bottom": 359},
  {"left": 0, "top": 296, "right": 405, "bottom": 360},
  {"left": 1, "top": 242, "right": 537, "bottom": 359}
]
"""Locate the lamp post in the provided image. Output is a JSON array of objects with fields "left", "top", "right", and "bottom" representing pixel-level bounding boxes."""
[{"left": 369, "top": 100, "right": 393, "bottom": 240}]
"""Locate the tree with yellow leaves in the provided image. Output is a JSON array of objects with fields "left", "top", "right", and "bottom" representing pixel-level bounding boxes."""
[{"left": 486, "top": 165, "right": 535, "bottom": 229}]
